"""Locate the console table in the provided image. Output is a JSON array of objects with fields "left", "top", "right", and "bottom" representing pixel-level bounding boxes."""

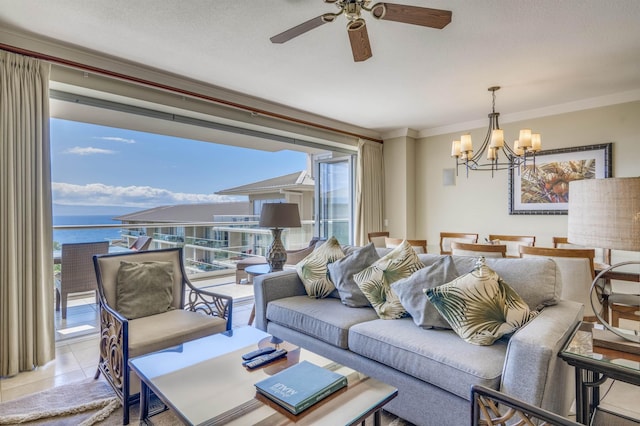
[{"left": 559, "top": 322, "right": 640, "bottom": 424}]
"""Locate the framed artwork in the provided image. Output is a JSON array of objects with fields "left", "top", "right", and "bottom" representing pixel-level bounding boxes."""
[{"left": 509, "top": 143, "right": 612, "bottom": 215}]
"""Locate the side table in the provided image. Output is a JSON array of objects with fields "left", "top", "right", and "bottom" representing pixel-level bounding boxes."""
[
  {"left": 559, "top": 322, "right": 640, "bottom": 424},
  {"left": 246, "top": 264, "right": 275, "bottom": 326}
]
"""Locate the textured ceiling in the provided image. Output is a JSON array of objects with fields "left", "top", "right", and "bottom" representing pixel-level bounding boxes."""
[{"left": 1, "top": 0, "right": 640, "bottom": 136}]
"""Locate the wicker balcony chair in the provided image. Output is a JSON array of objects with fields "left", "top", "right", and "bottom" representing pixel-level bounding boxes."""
[
  {"left": 93, "top": 247, "right": 233, "bottom": 424},
  {"left": 55, "top": 241, "right": 109, "bottom": 319},
  {"left": 128, "top": 235, "right": 152, "bottom": 251}
]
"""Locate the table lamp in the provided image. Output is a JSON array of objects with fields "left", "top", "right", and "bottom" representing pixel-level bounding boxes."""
[
  {"left": 259, "top": 203, "right": 301, "bottom": 272},
  {"left": 568, "top": 177, "right": 640, "bottom": 344}
]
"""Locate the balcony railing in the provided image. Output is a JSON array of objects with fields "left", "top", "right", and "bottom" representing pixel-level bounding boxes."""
[{"left": 53, "top": 219, "right": 319, "bottom": 278}]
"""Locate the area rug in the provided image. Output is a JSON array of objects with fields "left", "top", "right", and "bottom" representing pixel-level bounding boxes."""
[{"left": 0, "top": 379, "right": 411, "bottom": 425}]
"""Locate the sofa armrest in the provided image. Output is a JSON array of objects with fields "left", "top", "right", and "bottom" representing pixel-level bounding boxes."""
[
  {"left": 500, "top": 299, "right": 583, "bottom": 417},
  {"left": 253, "top": 270, "right": 306, "bottom": 331}
]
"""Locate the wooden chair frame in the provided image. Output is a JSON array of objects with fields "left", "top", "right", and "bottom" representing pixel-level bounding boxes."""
[
  {"left": 488, "top": 234, "right": 535, "bottom": 258},
  {"left": 384, "top": 237, "right": 427, "bottom": 254},
  {"left": 451, "top": 241, "right": 507, "bottom": 258},
  {"left": 519, "top": 246, "right": 601, "bottom": 322},
  {"left": 439, "top": 232, "right": 478, "bottom": 255}
]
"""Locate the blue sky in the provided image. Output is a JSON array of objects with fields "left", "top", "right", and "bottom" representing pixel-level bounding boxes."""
[{"left": 51, "top": 118, "right": 308, "bottom": 215}]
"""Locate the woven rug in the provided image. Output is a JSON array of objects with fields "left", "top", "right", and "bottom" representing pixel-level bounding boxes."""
[{"left": 0, "top": 378, "right": 410, "bottom": 425}]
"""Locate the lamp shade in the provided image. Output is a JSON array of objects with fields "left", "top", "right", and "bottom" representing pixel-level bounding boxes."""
[
  {"left": 568, "top": 177, "right": 640, "bottom": 251},
  {"left": 259, "top": 203, "right": 301, "bottom": 228}
]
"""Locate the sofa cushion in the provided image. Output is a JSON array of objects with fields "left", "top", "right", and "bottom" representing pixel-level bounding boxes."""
[
  {"left": 450, "top": 256, "right": 560, "bottom": 309},
  {"left": 266, "top": 296, "right": 379, "bottom": 349},
  {"left": 128, "top": 309, "right": 227, "bottom": 358},
  {"left": 392, "top": 256, "right": 460, "bottom": 329},
  {"left": 296, "top": 236, "right": 346, "bottom": 299},
  {"left": 328, "top": 243, "right": 380, "bottom": 308},
  {"left": 418, "top": 254, "right": 561, "bottom": 309},
  {"left": 116, "top": 261, "right": 175, "bottom": 319},
  {"left": 348, "top": 318, "right": 506, "bottom": 400},
  {"left": 426, "top": 258, "right": 538, "bottom": 345},
  {"left": 354, "top": 240, "right": 425, "bottom": 319}
]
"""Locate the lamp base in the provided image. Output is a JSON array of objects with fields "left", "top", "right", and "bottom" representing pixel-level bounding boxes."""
[{"left": 266, "top": 228, "right": 287, "bottom": 271}]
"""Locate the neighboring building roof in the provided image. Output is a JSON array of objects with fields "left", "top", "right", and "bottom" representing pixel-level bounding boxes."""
[
  {"left": 114, "top": 201, "right": 252, "bottom": 223},
  {"left": 215, "top": 170, "right": 314, "bottom": 196}
]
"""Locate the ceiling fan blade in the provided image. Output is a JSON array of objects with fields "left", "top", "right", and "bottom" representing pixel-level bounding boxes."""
[
  {"left": 270, "top": 14, "right": 337, "bottom": 44},
  {"left": 371, "top": 3, "right": 452, "bottom": 29},
  {"left": 347, "top": 19, "right": 372, "bottom": 62}
]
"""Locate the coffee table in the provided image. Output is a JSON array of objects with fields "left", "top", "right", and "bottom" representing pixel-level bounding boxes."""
[
  {"left": 559, "top": 322, "right": 640, "bottom": 424},
  {"left": 129, "top": 326, "right": 397, "bottom": 425}
]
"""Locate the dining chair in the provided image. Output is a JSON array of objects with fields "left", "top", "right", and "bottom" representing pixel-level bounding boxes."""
[
  {"left": 439, "top": 232, "right": 479, "bottom": 255},
  {"left": 368, "top": 231, "right": 390, "bottom": 248},
  {"left": 552, "top": 237, "right": 611, "bottom": 267},
  {"left": 487, "top": 234, "right": 536, "bottom": 258},
  {"left": 519, "top": 246, "right": 600, "bottom": 321},
  {"left": 384, "top": 237, "right": 428, "bottom": 254},
  {"left": 451, "top": 241, "right": 507, "bottom": 258},
  {"left": 55, "top": 241, "right": 109, "bottom": 319}
]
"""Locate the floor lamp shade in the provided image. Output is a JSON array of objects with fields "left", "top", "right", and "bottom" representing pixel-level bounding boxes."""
[
  {"left": 568, "top": 176, "right": 640, "bottom": 346},
  {"left": 567, "top": 177, "right": 640, "bottom": 252},
  {"left": 259, "top": 203, "right": 302, "bottom": 271}
]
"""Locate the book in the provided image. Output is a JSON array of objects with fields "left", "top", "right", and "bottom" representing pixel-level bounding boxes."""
[{"left": 254, "top": 360, "right": 348, "bottom": 415}]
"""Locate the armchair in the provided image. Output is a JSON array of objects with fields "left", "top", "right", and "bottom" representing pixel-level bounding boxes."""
[{"left": 93, "top": 248, "right": 232, "bottom": 424}]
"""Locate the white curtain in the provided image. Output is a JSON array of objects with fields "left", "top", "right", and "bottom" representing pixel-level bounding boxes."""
[
  {"left": 0, "top": 50, "right": 55, "bottom": 376},
  {"left": 354, "top": 139, "right": 384, "bottom": 246}
]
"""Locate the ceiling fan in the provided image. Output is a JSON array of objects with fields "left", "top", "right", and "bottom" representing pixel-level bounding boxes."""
[{"left": 270, "top": 0, "right": 452, "bottom": 62}]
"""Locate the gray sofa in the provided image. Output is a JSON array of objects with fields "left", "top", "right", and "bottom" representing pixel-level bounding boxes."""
[{"left": 253, "top": 251, "right": 583, "bottom": 426}]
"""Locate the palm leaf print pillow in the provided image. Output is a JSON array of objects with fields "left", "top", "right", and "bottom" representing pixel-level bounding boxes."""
[
  {"left": 354, "top": 240, "right": 425, "bottom": 319},
  {"left": 425, "top": 257, "right": 538, "bottom": 345},
  {"left": 296, "top": 236, "right": 345, "bottom": 298}
]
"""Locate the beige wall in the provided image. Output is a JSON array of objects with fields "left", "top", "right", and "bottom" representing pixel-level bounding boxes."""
[
  {"left": 385, "top": 101, "right": 640, "bottom": 253},
  {"left": 383, "top": 135, "right": 417, "bottom": 239}
]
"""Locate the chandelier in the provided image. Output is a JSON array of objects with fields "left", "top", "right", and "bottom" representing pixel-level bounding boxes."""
[{"left": 450, "top": 86, "right": 542, "bottom": 177}]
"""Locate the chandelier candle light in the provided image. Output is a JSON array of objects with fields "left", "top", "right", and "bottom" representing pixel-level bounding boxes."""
[
  {"left": 259, "top": 203, "right": 302, "bottom": 272},
  {"left": 451, "top": 86, "right": 542, "bottom": 177}
]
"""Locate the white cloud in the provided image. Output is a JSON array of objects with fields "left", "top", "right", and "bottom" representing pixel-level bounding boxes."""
[
  {"left": 94, "top": 136, "right": 136, "bottom": 144},
  {"left": 52, "top": 182, "right": 242, "bottom": 208},
  {"left": 65, "top": 147, "right": 115, "bottom": 155}
]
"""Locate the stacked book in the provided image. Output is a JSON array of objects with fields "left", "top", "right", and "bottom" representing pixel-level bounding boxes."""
[{"left": 254, "top": 361, "right": 347, "bottom": 415}]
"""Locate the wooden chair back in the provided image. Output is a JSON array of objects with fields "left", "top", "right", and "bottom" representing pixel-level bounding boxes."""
[
  {"left": 488, "top": 234, "right": 536, "bottom": 258},
  {"left": 384, "top": 237, "right": 428, "bottom": 254},
  {"left": 519, "top": 246, "right": 598, "bottom": 320},
  {"left": 368, "top": 231, "right": 390, "bottom": 248},
  {"left": 451, "top": 241, "right": 507, "bottom": 258},
  {"left": 552, "top": 236, "right": 611, "bottom": 266},
  {"left": 440, "top": 232, "right": 479, "bottom": 255}
]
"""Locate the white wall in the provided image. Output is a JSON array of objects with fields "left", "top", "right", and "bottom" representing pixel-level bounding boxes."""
[{"left": 404, "top": 101, "right": 640, "bottom": 253}]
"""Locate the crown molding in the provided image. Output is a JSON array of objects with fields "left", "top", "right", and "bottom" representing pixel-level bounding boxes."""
[
  {"left": 417, "top": 89, "right": 640, "bottom": 138},
  {"left": 381, "top": 128, "right": 419, "bottom": 140}
]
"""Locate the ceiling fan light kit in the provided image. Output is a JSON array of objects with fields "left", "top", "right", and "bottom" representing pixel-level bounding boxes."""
[{"left": 270, "top": 1, "right": 452, "bottom": 62}]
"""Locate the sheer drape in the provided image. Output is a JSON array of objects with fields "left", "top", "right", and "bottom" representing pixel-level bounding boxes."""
[
  {"left": 0, "top": 50, "right": 54, "bottom": 376},
  {"left": 354, "top": 139, "right": 384, "bottom": 246}
]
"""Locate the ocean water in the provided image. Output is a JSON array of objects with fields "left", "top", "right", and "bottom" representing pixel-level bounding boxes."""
[{"left": 53, "top": 215, "right": 123, "bottom": 245}]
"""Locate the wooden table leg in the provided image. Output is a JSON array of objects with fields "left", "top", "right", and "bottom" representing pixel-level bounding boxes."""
[{"left": 248, "top": 305, "right": 255, "bottom": 326}]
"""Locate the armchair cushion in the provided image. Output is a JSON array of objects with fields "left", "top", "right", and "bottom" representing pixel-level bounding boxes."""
[{"left": 116, "top": 261, "right": 175, "bottom": 319}]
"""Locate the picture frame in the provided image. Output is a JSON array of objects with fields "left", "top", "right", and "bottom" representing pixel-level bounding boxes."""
[{"left": 508, "top": 143, "right": 612, "bottom": 215}]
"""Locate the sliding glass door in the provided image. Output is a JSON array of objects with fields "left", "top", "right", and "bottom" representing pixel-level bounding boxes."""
[{"left": 315, "top": 156, "right": 355, "bottom": 244}]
